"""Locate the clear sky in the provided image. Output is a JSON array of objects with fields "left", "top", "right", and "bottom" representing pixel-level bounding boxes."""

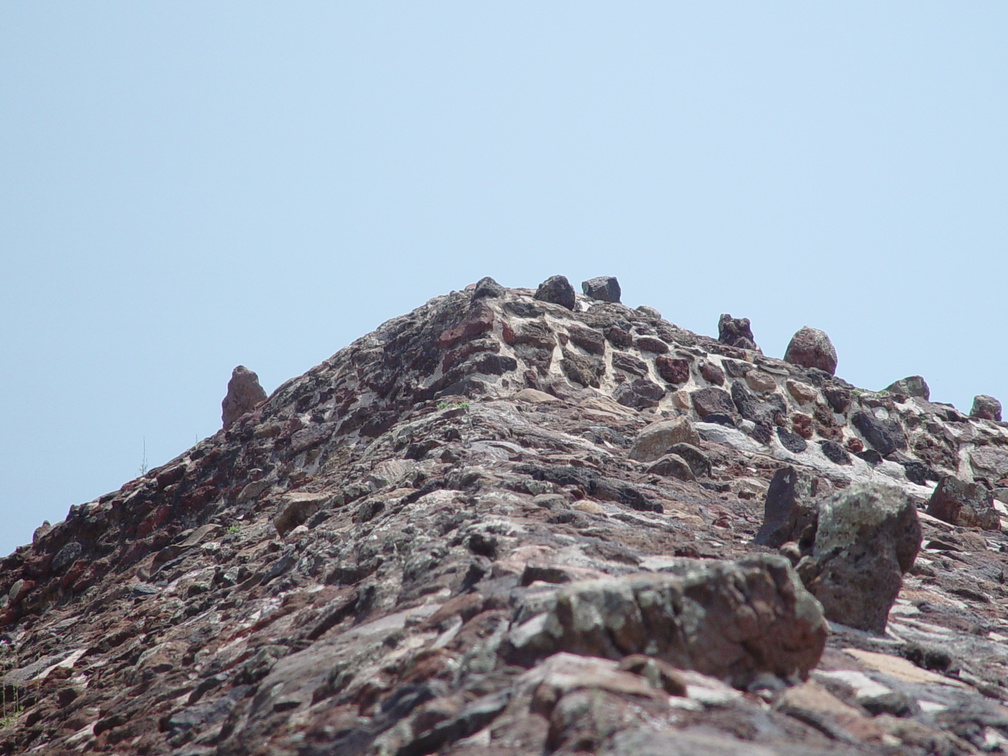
[{"left": 2, "top": 4, "right": 1006, "bottom": 557}]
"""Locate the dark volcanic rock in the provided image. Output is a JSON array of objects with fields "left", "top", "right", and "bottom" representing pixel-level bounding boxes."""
[
  {"left": 614, "top": 378, "right": 664, "bottom": 409},
  {"left": 655, "top": 355, "right": 690, "bottom": 384},
  {"left": 534, "top": 274, "right": 576, "bottom": 310},
  {"left": 472, "top": 275, "right": 506, "bottom": 299},
  {"left": 797, "top": 483, "right": 921, "bottom": 634},
  {"left": 927, "top": 475, "right": 1001, "bottom": 531},
  {"left": 884, "top": 375, "right": 930, "bottom": 401},
  {"left": 852, "top": 410, "right": 907, "bottom": 456},
  {"left": 691, "top": 387, "right": 735, "bottom": 419},
  {"left": 783, "top": 326, "right": 838, "bottom": 375},
  {"left": 754, "top": 466, "right": 821, "bottom": 549},
  {"left": 717, "top": 313, "right": 760, "bottom": 352},
  {"left": 581, "top": 276, "right": 621, "bottom": 303}
]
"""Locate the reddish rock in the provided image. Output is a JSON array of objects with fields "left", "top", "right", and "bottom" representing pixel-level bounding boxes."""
[
  {"left": 655, "top": 355, "right": 690, "bottom": 384},
  {"left": 784, "top": 326, "right": 838, "bottom": 375},
  {"left": 221, "top": 365, "right": 268, "bottom": 430},
  {"left": 793, "top": 413, "right": 814, "bottom": 440},
  {"left": 971, "top": 394, "right": 1003, "bottom": 422}
]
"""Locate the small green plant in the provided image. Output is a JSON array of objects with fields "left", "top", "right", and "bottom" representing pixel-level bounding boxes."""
[
  {"left": 139, "top": 436, "right": 149, "bottom": 476},
  {"left": 226, "top": 524, "right": 241, "bottom": 535},
  {"left": 0, "top": 684, "right": 22, "bottom": 729},
  {"left": 437, "top": 401, "right": 470, "bottom": 411}
]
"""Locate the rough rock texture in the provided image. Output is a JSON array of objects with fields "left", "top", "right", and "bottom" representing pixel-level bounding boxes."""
[
  {"left": 581, "top": 275, "right": 621, "bottom": 303},
  {"left": 927, "top": 475, "right": 1001, "bottom": 531},
  {"left": 754, "top": 466, "right": 821, "bottom": 549},
  {"left": 885, "top": 375, "right": 930, "bottom": 401},
  {"left": 972, "top": 394, "right": 1003, "bottom": 422},
  {"left": 797, "top": 483, "right": 921, "bottom": 634},
  {"left": 784, "top": 326, "right": 838, "bottom": 375},
  {"left": 220, "top": 365, "right": 267, "bottom": 429},
  {"left": 2, "top": 277, "right": 1008, "bottom": 756},
  {"left": 534, "top": 274, "right": 576, "bottom": 310},
  {"left": 504, "top": 555, "right": 827, "bottom": 687},
  {"left": 718, "top": 313, "right": 760, "bottom": 352}
]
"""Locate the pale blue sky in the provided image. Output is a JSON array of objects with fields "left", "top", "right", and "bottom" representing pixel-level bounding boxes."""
[{"left": 2, "top": 4, "right": 1006, "bottom": 556}]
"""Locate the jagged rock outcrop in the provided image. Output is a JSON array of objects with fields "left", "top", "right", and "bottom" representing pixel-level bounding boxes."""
[
  {"left": 221, "top": 365, "right": 267, "bottom": 429},
  {"left": 2, "top": 277, "right": 1008, "bottom": 755},
  {"left": 581, "top": 275, "right": 621, "bottom": 303}
]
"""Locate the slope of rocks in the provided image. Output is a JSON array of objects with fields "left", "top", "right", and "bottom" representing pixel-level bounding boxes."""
[{"left": 2, "top": 276, "right": 1008, "bottom": 755}]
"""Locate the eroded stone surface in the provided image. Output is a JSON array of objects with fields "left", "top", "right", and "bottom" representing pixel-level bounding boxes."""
[{"left": 1, "top": 278, "right": 1007, "bottom": 756}]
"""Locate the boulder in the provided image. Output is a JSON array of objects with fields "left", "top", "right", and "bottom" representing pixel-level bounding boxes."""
[
  {"left": 472, "top": 276, "right": 505, "bottom": 299},
  {"left": 784, "top": 326, "right": 838, "bottom": 376},
  {"left": 534, "top": 275, "right": 576, "bottom": 310},
  {"left": 970, "top": 446, "right": 1008, "bottom": 480},
  {"left": 581, "top": 276, "right": 621, "bottom": 303},
  {"left": 222, "top": 366, "right": 268, "bottom": 430},
  {"left": 926, "top": 476, "right": 1000, "bottom": 531},
  {"left": 504, "top": 555, "right": 827, "bottom": 687},
  {"left": 797, "top": 483, "right": 921, "bottom": 634},
  {"left": 645, "top": 453, "right": 695, "bottom": 481},
  {"left": 717, "top": 314, "right": 760, "bottom": 351},
  {"left": 753, "top": 466, "right": 821, "bottom": 549},
  {"left": 667, "top": 442, "right": 711, "bottom": 478},
  {"left": 971, "top": 395, "right": 1003, "bottom": 422},
  {"left": 628, "top": 417, "right": 700, "bottom": 462},
  {"left": 883, "top": 375, "right": 930, "bottom": 401}
]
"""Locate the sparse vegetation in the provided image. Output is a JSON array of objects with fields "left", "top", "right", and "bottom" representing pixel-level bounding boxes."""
[{"left": 0, "top": 684, "right": 21, "bottom": 729}]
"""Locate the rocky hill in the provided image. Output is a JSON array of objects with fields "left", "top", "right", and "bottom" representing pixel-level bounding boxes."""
[{"left": 2, "top": 275, "right": 1008, "bottom": 755}]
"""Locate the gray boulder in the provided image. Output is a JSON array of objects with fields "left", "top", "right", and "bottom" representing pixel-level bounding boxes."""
[
  {"left": 504, "top": 555, "right": 827, "bottom": 687},
  {"left": 581, "top": 276, "right": 621, "bottom": 303},
  {"left": 534, "top": 275, "right": 577, "bottom": 310},
  {"left": 927, "top": 475, "right": 1000, "bottom": 531},
  {"left": 222, "top": 366, "right": 267, "bottom": 430},
  {"left": 784, "top": 326, "right": 838, "bottom": 376},
  {"left": 884, "top": 375, "right": 930, "bottom": 401},
  {"left": 797, "top": 483, "right": 921, "bottom": 634},
  {"left": 628, "top": 418, "right": 700, "bottom": 463},
  {"left": 971, "top": 394, "right": 1003, "bottom": 422}
]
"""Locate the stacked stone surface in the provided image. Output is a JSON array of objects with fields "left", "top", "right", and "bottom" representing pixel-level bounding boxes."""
[{"left": 0, "top": 273, "right": 1006, "bottom": 755}]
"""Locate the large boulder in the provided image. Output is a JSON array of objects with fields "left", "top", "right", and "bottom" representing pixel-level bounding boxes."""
[
  {"left": 581, "top": 276, "right": 621, "bottom": 303},
  {"left": 784, "top": 326, "right": 838, "bottom": 376},
  {"left": 534, "top": 275, "right": 576, "bottom": 310},
  {"left": 927, "top": 475, "right": 1000, "bottom": 531},
  {"left": 797, "top": 483, "right": 921, "bottom": 634},
  {"left": 504, "top": 555, "right": 827, "bottom": 687},
  {"left": 472, "top": 276, "right": 505, "bottom": 299},
  {"left": 884, "top": 375, "right": 930, "bottom": 401},
  {"left": 628, "top": 417, "right": 700, "bottom": 463},
  {"left": 753, "top": 466, "right": 821, "bottom": 549},
  {"left": 971, "top": 394, "right": 1003, "bottom": 422},
  {"left": 221, "top": 366, "right": 267, "bottom": 430},
  {"left": 717, "top": 314, "right": 760, "bottom": 352}
]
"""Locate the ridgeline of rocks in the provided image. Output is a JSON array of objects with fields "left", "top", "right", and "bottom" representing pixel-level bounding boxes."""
[{"left": 2, "top": 274, "right": 1008, "bottom": 755}]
